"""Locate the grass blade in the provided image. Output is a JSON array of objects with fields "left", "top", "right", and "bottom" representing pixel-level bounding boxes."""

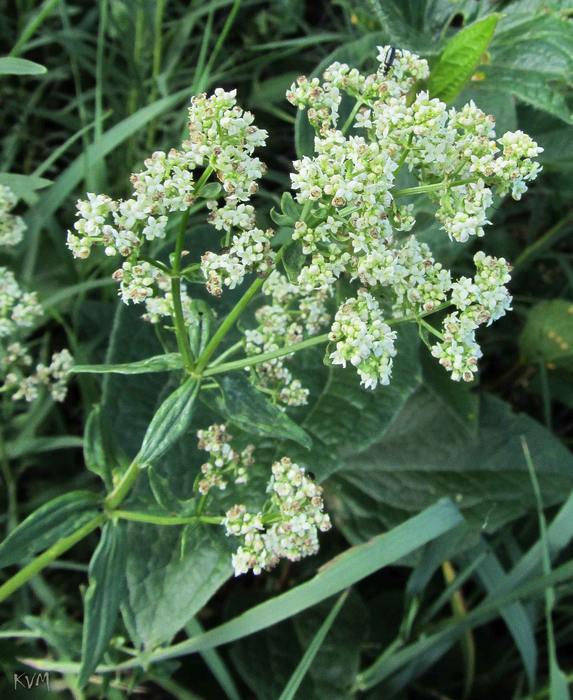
[{"left": 278, "top": 590, "right": 349, "bottom": 700}]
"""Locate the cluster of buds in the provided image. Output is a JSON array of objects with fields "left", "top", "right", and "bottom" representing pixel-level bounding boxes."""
[
  {"left": 67, "top": 89, "right": 269, "bottom": 322},
  {"left": 1, "top": 187, "right": 73, "bottom": 403},
  {"left": 196, "top": 423, "right": 254, "bottom": 495},
  {"left": 0, "top": 184, "right": 26, "bottom": 247},
  {"left": 281, "top": 45, "right": 541, "bottom": 387},
  {"left": 224, "top": 457, "right": 331, "bottom": 576},
  {"left": 243, "top": 271, "right": 331, "bottom": 406}
]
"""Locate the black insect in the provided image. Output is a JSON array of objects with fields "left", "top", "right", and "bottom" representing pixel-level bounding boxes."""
[{"left": 383, "top": 46, "right": 399, "bottom": 76}]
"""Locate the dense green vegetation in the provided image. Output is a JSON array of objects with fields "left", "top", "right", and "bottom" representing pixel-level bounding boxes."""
[{"left": 1, "top": 1, "right": 573, "bottom": 698}]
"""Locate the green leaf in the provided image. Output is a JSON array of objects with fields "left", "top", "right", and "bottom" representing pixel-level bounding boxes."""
[
  {"left": 520, "top": 299, "right": 573, "bottom": 372},
  {"left": 421, "top": 351, "right": 479, "bottom": 437},
  {"left": 0, "top": 56, "right": 47, "bottom": 75},
  {"left": 0, "top": 172, "right": 51, "bottom": 197},
  {"left": 120, "top": 498, "right": 463, "bottom": 667},
  {"left": 79, "top": 521, "right": 127, "bottom": 688},
  {"left": 137, "top": 377, "right": 199, "bottom": 466},
  {"left": 0, "top": 492, "right": 100, "bottom": 569},
  {"left": 329, "top": 391, "right": 573, "bottom": 544},
  {"left": 289, "top": 324, "right": 421, "bottom": 480},
  {"left": 282, "top": 242, "right": 307, "bottom": 284},
  {"left": 84, "top": 405, "right": 113, "bottom": 488},
  {"left": 121, "top": 524, "right": 231, "bottom": 648},
  {"left": 215, "top": 374, "right": 312, "bottom": 449},
  {"left": 428, "top": 15, "right": 500, "bottom": 103},
  {"left": 480, "top": 65, "right": 573, "bottom": 124},
  {"left": 72, "top": 353, "right": 184, "bottom": 375}
]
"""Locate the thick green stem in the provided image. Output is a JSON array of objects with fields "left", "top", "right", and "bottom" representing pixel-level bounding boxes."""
[
  {"left": 341, "top": 98, "right": 364, "bottom": 135},
  {"left": 513, "top": 212, "right": 573, "bottom": 273},
  {"left": 110, "top": 510, "right": 223, "bottom": 526},
  {"left": 195, "top": 276, "right": 265, "bottom": 374},
  {"left": 171, "top": 210, "right": 194, "bottom": 370},
  {"left": 0, "top": 514, "right": 105, "bottom": 604},
  {"left": 104, "top": 459, "right": 141, "bottom": 511}
]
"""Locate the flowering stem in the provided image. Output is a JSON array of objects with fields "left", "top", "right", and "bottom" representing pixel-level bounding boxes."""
[
  {"left": 104, "top": 459, "right": 141, "bottom": 511},
  {"left": 209, "top": 340, "right": 244, "bottom": 367},
  {"left": 110, "top": 509, "right": 223, "bottom": 526},
  {"left": 418, "top": 317, "right": 444, "bottom": 341},
  {"left": 341, "top": 99, "right": 364, "bottom": 135},
  {"left": 0, "top": 514, "right": 106, "bottom": 604},
  {"left": 203, "top": 333, "right": 330, "bottom": 377},
  {"left": 394, "top": 178, "right": 474, "bottom": 197},
  {"left": 171, "top": 209, "right": 195, "bottom": 371}
]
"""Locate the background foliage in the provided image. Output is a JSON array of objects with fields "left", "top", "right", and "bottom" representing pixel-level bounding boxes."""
[{"left": 1, "top": 0, "right": 573, "bottom": 697}]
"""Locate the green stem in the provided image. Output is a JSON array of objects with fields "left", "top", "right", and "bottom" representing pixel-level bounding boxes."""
[
  {"left": 146, "top": 0, "right": 166, "bottom": 149},
  {"left": 171, "top": 210, "right": 194, "bottom": 371},
  {"left": 195, "top": 277, "right": 265, "bottom": 374},
  {"left": 209, "top": 340, "right": 244, "bottom": 367},
  {"left": 341, "top": 98, "right": 363, "bottom": 135},
  {"left": 394, "top": 178, "right": 474, "bottom": 197},
  {"left": 513, "top": 212, "right": 573, "bottom": 273},
  {"left": 204, "top": 333, "right": 330, "bottom": 377},
  {"left": 104, "top": 460, "right": 141, "bottom": 511},
  {"left": 0, "top": 514, "right": 105, "bottom": 604},
  {"left": 418, "top": 317, "right": 444, "bottom": 341},
  {"left": 110, "top": 510, "right": 223, "bottom": 526}
]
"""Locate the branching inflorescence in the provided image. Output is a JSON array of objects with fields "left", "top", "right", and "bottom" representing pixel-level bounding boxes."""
[{"left": 65, "top": 46, "right": 542, "bottom": 574}]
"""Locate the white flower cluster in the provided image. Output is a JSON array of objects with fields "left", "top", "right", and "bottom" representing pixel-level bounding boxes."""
[
  {"left": 1, "top": 194, "right": 73, "bottom": 403},
  {"left": 68, "top": 89, "right": 269, "bottom": 320},
  {"left": 431, "top": 252, "right": 512, "bottom": 381},
  {"left": 0, "top": 267, "right": 43, "bottom": 338},
  {"left": 0, "top": 184, "right": 26, "bottom": 247},
  {"left": 196, "top": 423, "right": 254, "bottom": 495},
  {"left": 329, "top": 290, "right": 397, "bottom": 389},
  {"left": 2, "top": 348, "right": 73, "bottom": 402},
  {"left": 279, "top": 46, "right": 541, "bottom": 387},
  {"left": 224, "top": 457, "right": 331, "bottom": 576},
  {"left": 243, "top": 271, "right": 331, "bottom": 405}
]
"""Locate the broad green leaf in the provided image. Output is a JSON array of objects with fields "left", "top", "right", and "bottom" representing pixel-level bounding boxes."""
[
  {"left": 0, "top": 492, "right": 100, "bottom": 569},
  {"left": 136, "top": 377, "right": 199, "bottom": 466},
  {"left": 421, "top": 351, "right": 479, "bottom": 437},
  {"left": 289, "top": 325, "right": 421, "bottom": 481},
  {"left": 79, "top": 521, "right": 127, "bottom": 687},
  {"left": 19, "top": 499, "right": 465, "bottom": 674},
  {"left": 329, "top": 390, "right": 573, "bottom": 543},
  {"left": 83, "top": 405, "right": 113, "bottom": 488},
  {"left": 215, "top": 373, "right": 312, "bottom": 449},
  {"left": 481, "top": 65, "right": 573, "bottom": 124},
  {"left": 520, "top": 300, "right": 573, "bottom": 372},
  {"left": 428, "top": 15, "right": 500, "bottom": 102},
  {"left": 101, "top": 303, "right": 237, "bottom": 650},
  {"left": 72, "top": 353, "right": 184, "bottom": 375},
  {"left": 0, "top": 56, "right": 47, "bottom": 75},
  {"left": 121, "top": 524, "right": 231, "bottom": 648}
]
